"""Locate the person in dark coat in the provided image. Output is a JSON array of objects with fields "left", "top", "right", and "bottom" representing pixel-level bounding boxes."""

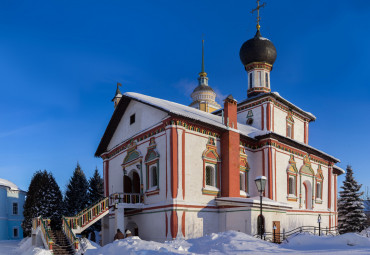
[{"left": 114, "top": 229, "right": 125, "bottom": 240}]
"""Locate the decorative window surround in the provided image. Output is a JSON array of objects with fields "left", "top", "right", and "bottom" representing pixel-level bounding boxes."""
[
  {"left": 287, "top": 155, "right": 298, "bottom": 200},
  {"left": 144, "top": 138, "right": 160, "bottom": 196},
  {"left": 202, "top": 137, "right": 221, "bottom": 195},
  {"left": 315, "top": 165, "right": 324, "bottom": 202},
  {"left": 286, "top": 112, "right": 294, "bottom": 139},
  {"left": 240, "top": 147, "right": 250, "bottom": 195}
]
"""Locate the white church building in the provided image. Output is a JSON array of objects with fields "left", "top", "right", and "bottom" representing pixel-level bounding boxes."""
[{"left": 95, "top": 23, "right": 344, "bottom": 245}]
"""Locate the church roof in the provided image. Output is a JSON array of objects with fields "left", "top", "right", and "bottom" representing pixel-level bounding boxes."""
[
  {"left": 213, "top": 92, "right": 316, "bottom": 121},
  {"left": 95, "top": 92, "right": 338, "bottom": 163},
  {"left": 95, "top": 92, "right": 261, "bottom": 156}
]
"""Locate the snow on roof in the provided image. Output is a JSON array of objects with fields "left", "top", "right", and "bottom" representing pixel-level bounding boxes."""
[
  {"left": 0, "top": 178, "right": 20, "bottom": 191},
  {"left": 233, "top": 92, "right": 316, "bottom": 121},
  {"left": 124, "top": 92, "right": 263, "bottom": 138},
  {"left": 254, "top": 130, "right": 340, "bottom": 162},
  {"left": 124, "top": 92, "right": 339, "bottom": 162},
  {"left": 333, "top": 165, "right": 345, "bottom": 174}
]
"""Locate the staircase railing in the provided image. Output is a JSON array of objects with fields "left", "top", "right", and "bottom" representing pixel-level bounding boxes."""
[
  {"left": 109, "top": 192, "right": 142, "bottom": 206},
  {"left": 254, "top": 225, "right": 339, "bottom": 243},
  {"left": 65, "top": 197, "right": 109, "bottom": 232},
  {"left": 62, "top": 216, "right": 79, "bottom": 251},
  {"left": 32, "top": 216, "right": 54, "bottom": 250}
]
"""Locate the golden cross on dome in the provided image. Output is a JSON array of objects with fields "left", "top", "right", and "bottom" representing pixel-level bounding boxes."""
[{"left": 251, "top": 0, "right": 266, "bottom": 31}]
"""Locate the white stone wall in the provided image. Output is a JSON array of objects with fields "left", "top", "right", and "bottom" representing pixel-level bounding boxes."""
[
  {"left": 244, "top": 148, "right": 263, "bottom": 197},
  {"left": 107, "top": 100, "right": 168, "bottom": 151},
  {"left": 237, "top": 105, "right": 264, "bottom": 130},
  {"left": 183, "top": 129, "right": 221, "bottom": 204},
  {"left": 272, "top": 105, "right": 305, "bottom": 143},
  {"left": 274, "top": 149, "right": 334, "bottom": 213}
]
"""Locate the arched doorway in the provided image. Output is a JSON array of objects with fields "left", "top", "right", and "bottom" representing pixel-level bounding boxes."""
[
  {"left": 126, "top": 221, "right": 139, "bottom": 236},
  {"left": 257, "top": 215, "right": 265, "bottom": 236},
  {"left": 123, "top": 176, "right": 132, "bottom": 193},
  {"left": 132, "top": 172, "right": 140, "bottom": 193}
]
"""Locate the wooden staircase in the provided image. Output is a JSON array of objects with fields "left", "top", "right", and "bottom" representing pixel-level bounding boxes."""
[
  {"left": 32, "top": 197, "right": 110, "bottom": 254},
  {"left": 49, "top": 230, "right": 75, "bottom": 255}
]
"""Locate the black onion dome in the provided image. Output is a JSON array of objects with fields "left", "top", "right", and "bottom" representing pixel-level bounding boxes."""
[
  {"left": 239, "top": 30, "right": 277, "bottom": 66},
  {"left": 192, "top": 85, "right": 215, "bottom": 93}
]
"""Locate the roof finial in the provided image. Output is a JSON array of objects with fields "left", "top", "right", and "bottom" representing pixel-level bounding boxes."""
[
  {"left": 116, "top": 82, "right": 122, "bottom": 95},
  {"left": 251, "top": 0, "right": 266, "bottom": 31},
  {"left": 199, "top": 35, "right": 207, "bottom": 77}
]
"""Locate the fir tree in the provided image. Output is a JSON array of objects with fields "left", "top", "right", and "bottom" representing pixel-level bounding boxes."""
[
  {"left": 64, "top": 163, "right": 89, "bottom": 216},
  {"left": 23, "top": 170, "right": 63, "bottom": 236},
  {"left": 338, "top": 165, "right": 367, "bottom": 234},
  {"left": 88, "top": 167, "right": 104, "bottom": 232},
  {"left": 88, "top": 167, "right": 104, "bottom": 205}
]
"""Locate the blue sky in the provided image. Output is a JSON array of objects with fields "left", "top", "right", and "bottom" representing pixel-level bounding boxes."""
[{"left": 0, "top": 0, "right": 369, "bottom": 193}]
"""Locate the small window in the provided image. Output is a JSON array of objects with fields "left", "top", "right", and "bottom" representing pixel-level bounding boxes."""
[
  {"left": 12, "top": 203, "right": 18, "bottom": 215},
  {"left": 316, "top": 182, "right": 322, "bottom": 199},
  {"left": 265, "top": 73, "right": 269, "bottom": 88},
  {"left": 205, "top": 166, "right": 215, "bottom": 187},
  {"left": 258, "top": 71, "right": 262, "bottom": 86},
  {"left": 130, "top": 114, "right": 135, "bottom": 125},
  {"left": 13, "top": 228, "right": 18, "bottom": 238},
  {"left": 240, "top": 172, "right": 246, "bottom": 191},
  {"left": 287, "top": 124, "right": 292, "bottom": 138},
  {"left": 150, "top": 166, "right": 158, "bottom": 188},
  {"left": 289, "top": 177, "right": 295, "bottom": 195},
  {"left": 249, "top": 73, "right": 253, "bottom": 88}
]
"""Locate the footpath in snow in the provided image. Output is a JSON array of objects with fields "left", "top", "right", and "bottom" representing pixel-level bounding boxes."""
[{"left": 3, "top": 231, "right": 370, "bottom": 255}]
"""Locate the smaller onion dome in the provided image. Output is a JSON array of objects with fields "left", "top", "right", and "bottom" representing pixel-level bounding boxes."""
[{"left": 239, "top": 30, "right": 277, "bottom": 66}]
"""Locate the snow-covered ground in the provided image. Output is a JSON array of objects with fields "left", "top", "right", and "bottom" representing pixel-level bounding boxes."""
[{"left": 2, "top": 231, "right": 370, "bottom": 255}]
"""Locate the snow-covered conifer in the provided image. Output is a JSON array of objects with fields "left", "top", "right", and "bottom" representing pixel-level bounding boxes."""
[
  {"left": 64, "top": 162, "right": 89, "bottom": 216},
  {"left": 338, "top": 165, "right": 367, "bottom": 233},
  {"left": 22, "top": 170, "right": 63, "bottom": 236}
]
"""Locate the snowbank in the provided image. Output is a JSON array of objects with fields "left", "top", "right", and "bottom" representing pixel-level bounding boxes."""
[
  {"left": 4, "top": 231, "right": 370, "bottom": 255},
  {"left": 85, "top": 231, "right": 292, "bottom": 255},
  {"left": 17, "top": 237, "right": 52, "bottom": 255},
  {"left": 281, "top": 232, "right": 370, "bottom": 251}
]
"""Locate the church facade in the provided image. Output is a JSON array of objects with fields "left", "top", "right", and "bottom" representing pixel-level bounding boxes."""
[{"left": 95, "top": 24, "right": 344, "bottom": 244}]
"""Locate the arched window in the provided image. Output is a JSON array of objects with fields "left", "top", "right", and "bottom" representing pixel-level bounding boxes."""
[
  {"left": 288, "top": 177, "right": 295, "bottom": 195},
  {"left": 206, "top": 166, "right": 215, "bottom": 187},
  {"left": 265, "top": 73, "right": 269, "bottom": 88},
  {"left": 150, "top": 166, "right": 158, "bottom": 188},
  {"left": 316, "top": 182, "right": 322, "bottom": 200}
]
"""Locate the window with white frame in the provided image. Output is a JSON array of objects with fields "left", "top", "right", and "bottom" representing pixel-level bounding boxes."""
[
  {"left": 205, "top": 165, "right": 216, "bottom": 187},
  {"left": 12, "top": 203, "right": 18, "bottom": 215}
]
